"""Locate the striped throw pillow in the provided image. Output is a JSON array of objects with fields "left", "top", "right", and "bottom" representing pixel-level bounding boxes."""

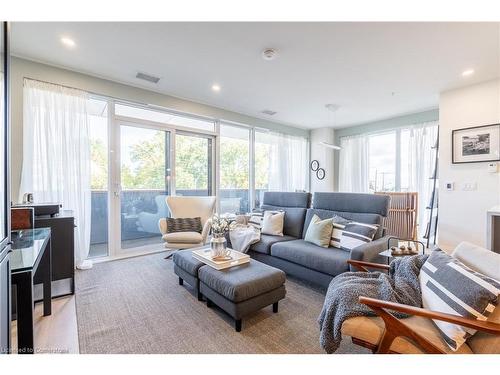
[
  {"left": 330, "top": 215, "right": 351, "bottom": 248},
  {"left": 248, "top": 212, "right": 264, "bottom": 230},
  {"left": 419, "top": 249, "right": 500, "bottom": 351},
  {"left": 166, "top": 217, "right": 202, "bottom": 234},
  {"left": 339, "top": 222, "right": 378, "bottom": 251}
]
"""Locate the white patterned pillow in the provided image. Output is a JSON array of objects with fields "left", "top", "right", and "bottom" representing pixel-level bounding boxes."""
[
  {"left": 248, "top": 212, "right": 263, "bottom": 230},
  {"left": 339, "top": 221, "right": 378, "bottom": 251},
  {"left": 329, "top": 215, "right": 351, "bottom": 248},
  {"left": 419, "top": 249, "right": 500, "bottom": 351}
]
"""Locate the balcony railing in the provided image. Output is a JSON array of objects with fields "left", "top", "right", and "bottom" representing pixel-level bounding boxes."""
[{"left": 89, "top": 188, "right": 266, "bottom": 257}]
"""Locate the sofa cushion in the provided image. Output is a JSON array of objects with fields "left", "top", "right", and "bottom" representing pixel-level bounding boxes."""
[
  {"left": 313, "top": 192, "right": 390, "bottom": 217},
  {"left": 261, "top": 204, "right": 307, "bottom": 238},
  {"left": 262, "top": 191, "right": 311, "bottom": 208},
  {"left": 270, "top": 239, "right": 350, "bottom": 276},
  {"left": 250, "top": 234, "right": 296, "bottom": 254},
  {"left": 162, "top": 231, "right": 203, "bottom": 244},
  {"left": 198, "top": 259, "right": 286, "bottom": 302}
]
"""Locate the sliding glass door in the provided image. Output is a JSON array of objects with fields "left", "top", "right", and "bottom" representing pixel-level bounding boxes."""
[
  {"left": 219, "top": 123, "right": 250, "bottom": 214},
  {"left": 118, "top": 123, "right": 171, "bottom": 252},
  {"left": 174, "top": 133, "right": 213, "bottom": 196}
]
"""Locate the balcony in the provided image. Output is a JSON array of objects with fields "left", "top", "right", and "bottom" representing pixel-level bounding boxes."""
[{"left": 89, "top": 188, "right": 266, "bottom": 258}]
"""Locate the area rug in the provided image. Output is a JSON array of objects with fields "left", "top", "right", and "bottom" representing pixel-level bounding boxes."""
[{"left": 75, "top": 252, "right": 369, "bottom": 354}]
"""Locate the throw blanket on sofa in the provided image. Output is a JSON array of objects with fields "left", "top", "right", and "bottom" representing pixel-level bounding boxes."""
[
  {"left": 229, "top": 225, "right": 261, "bottom": 253},
  {"left": 318, "top": 254, "right": 428, "bottom": 353}
]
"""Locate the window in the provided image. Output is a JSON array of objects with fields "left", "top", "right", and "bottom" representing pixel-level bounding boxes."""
[
  {"left": 254, "top": 130, "right": 309, "bottom": 206},
  {"left": 219, "top": 123, "right": 250, "bottom": 214},
  {"left": 368, "top": 132, "right": 397, "bottom": 192},
  {"left": 339, "top": 121, "right": 438, "bottom": 238},
  {"left": 254, "top": 130, "right": 272, "bottom": 207},
  {"left": 115, "top": 103, "right": 215, "bottom": 132}
]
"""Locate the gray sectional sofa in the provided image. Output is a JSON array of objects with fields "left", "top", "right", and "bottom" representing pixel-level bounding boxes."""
[{"left": 247, "top": 191, "right": 391, "bottom": 289}]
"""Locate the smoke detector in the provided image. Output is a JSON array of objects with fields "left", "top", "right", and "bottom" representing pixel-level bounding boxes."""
[
  {"left": 136, "top": 72, "right": 160, "bottom": 84},
  {"left": 262, "top": 48, "right": 278, "bottom": 60}
]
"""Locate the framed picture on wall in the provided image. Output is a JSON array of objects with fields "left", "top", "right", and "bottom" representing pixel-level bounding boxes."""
[{"left": 452, "top": 123, "right": 500, "bottom": 164}]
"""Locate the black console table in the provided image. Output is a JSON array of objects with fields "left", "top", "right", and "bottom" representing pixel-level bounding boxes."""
[
  {"left": 33, "top": 210, "right": 75, "bottom": 296},
  {"left": 10, "top": 228, "right": 52, "bottom": 354}
]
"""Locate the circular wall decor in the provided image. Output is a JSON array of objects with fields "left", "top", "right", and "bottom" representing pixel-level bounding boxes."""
[
  {"left": 316, "top": 168, "right": 326, "bottom": 180},
  {"left": 310, "top": 160, "right": 320, "bottom": 171}
]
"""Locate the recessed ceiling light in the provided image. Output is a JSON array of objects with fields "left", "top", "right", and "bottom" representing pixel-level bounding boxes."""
[
  {"left": 60, "top": 36, "right": 76, "bottom": 48},
  {"left": 462, "top": 69, "right": 475, "bottom": 77},
  {"left": 211, "top": 84, "right": 221, "bottom": 92}
]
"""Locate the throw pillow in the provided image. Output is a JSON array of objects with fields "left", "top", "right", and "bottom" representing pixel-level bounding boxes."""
[
  {"left": 330, "top": 215, "right": 351, "bottom": 248},
  {"left": 248, "top": 212, "right": 264, "bottom": 230},
  {"left": 339, "top": 221, "right": 378, "bottom": 251},
  {"left": 261, "top": 210, "right": 285, "bottom": 236},
  {"left": 166, "top": 217, "right": 202, "bottom": 234},
  {"left": 419, "top": 249, "right": 500, "bottom": 351},
  {"left": 304, "top": 214, "right": 334, "bottom": 248}
]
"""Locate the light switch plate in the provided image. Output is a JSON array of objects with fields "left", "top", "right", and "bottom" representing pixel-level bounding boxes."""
[{"left": 487, "top": 162, "right": 498, "bottom": 173}]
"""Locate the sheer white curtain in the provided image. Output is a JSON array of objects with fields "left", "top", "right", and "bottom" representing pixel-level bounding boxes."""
[
  {"left": 268, "top": 132, "right": 309, "bottom": 192},
  {"left": 19, "top": 79, "right": 92, "bottom": 269},
  {"left": 338, "top": 135, "right": 369, "bottom": 192},
  {"left": 404, "top": 121, "right": 438, "bottom": 237}
]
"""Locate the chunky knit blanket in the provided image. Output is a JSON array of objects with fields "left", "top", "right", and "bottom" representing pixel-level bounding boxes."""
[{"left": 318, "top": 254, "right": 428, "bottom": 353}]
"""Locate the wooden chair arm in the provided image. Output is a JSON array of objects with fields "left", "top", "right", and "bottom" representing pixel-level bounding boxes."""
[
  {"left": 359, "top": 296, "right": 500, "bottom": 335},
  {"left": 347, "top": 260, "right": 390, "bottom": 272}
]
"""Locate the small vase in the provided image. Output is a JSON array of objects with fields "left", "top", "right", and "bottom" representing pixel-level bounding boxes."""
[{"left": 210, "top": 236, "right": 228, "bottom": 258}]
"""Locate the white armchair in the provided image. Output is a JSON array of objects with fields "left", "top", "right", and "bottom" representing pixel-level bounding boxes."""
[{"left": 158, "top": 196, "right": 216, "bottom": 250}]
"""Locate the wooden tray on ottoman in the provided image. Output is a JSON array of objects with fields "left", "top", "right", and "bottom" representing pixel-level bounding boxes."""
[{"left": 192, "top": 247, "right": 250, "bottom": 270}]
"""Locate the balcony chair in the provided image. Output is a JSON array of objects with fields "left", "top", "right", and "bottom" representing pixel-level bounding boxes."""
[
  {"left": 341, "top": 242, "right": 500, "bottom": 354},
  {"left": 158, "top": 196, "right": 216, "bottom": 253}
]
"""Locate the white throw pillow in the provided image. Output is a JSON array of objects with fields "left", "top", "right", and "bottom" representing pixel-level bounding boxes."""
[{"left": 261, "top": 211, "right": 285, "bottom": 236}]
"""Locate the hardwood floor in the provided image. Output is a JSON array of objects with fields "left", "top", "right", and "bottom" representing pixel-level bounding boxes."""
[{"left": 11, "top": 295, "right": 79, "bottom": 354}]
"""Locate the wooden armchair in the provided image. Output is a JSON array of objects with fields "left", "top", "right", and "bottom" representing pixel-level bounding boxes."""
[{"left": 343, "top": 249, "right": 500, "bottom": 354}]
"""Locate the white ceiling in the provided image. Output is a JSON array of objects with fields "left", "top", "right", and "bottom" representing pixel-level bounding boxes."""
[{"left": 11, "top": 22, "right": 500, "bottom": 129}]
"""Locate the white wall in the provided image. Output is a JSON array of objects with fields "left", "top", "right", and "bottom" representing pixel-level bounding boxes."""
[
  {"left": 10, "top": 57, "right": 309, "bottom": 200},
  {"left": 439, "top": 79, "right": 500, "bottom": 250},
  {"left": 310, "top": 128, "right": 335, "bottom": 192}
]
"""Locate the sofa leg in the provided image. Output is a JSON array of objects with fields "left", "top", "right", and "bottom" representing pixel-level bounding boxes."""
[
  {"left": 178, "top": 277, "right": 183, "bottom": 286},
  {"left": 235, "top": 319, "right": 242, "bottom": 332},
  {"left": 197, "top": 291, "right": 203, "bottom": 301},
  {"left": 206, "top": 299, "right": 213, "bottom": 308},
  {"left": 272, "top": 302, "right": 279, "bottom": 313}
]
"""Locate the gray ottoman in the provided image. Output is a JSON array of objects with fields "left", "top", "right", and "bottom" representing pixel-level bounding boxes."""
[
  {"left": 199, "top": 260, "right": 286, "bottom": 332},
  {"left": 172, "top": 250, "right": 206, "bottom": 301}
]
